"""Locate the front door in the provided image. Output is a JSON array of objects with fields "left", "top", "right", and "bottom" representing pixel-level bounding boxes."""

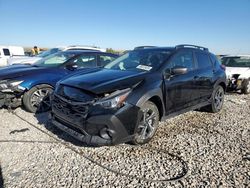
[{"left": 163, "top": 49, "right": 198, "bottom": 114}]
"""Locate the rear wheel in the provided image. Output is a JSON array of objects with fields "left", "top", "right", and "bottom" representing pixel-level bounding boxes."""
[
  {"left": 23, "top": 84, "right": 53, "bottom": 113},
  {"left": 132, "top": 101, "right": 159, "bottom": 145},
  {"left": 207, "top": 85, "right": 224, "bottom": 113},
  {"left": 241, "top": 79, "right": 250, "bottom": 94}
]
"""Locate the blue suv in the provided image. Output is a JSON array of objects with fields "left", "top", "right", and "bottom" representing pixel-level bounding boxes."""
[{"left": 0, "top": 50, "right": 118, "bottom": 113}]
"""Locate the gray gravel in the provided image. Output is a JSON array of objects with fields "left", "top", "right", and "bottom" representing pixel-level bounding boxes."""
[{"left": 0, "top": 93, "right": 249, "bottom": 187}]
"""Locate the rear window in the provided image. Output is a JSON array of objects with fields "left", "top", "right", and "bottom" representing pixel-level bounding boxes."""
[
  {"left": 210, "top": 54, "right": 221, "bottom": 68},
  {"left": 195, "top": 52, "right": 212, "bottom": 69},
  {"left": 3, "top": 48, "right": 10, "bottom": 56}
]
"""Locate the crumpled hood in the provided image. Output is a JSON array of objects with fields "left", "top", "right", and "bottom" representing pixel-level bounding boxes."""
[
  {"left": 0, "top": 64, "right": 52, "bottom": 80},
  {"left": 60, "top": 68, "right": 147, "bottom": 94},
  {"left": 226, "top": 66, "right": 250, "bottom": 78},
  {"left": 8, "top": 57, "right": 41, "bottom": 65}
]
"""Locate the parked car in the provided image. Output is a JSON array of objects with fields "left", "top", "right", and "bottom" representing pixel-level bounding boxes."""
[
  {"left": 221, "top": 55, "right": 250, "bottom": 94},
  {"left": 0, "top": 50, "right": 118, "bottom": 112},
  {"left": 8, "top": 45, "right": 106, "bottom": 65},
  {"left": 0, "top": 46, "right": 25, "bottom": 67},
  {"left": 50, "top": 44, "right": 226, "bottom": 146}
]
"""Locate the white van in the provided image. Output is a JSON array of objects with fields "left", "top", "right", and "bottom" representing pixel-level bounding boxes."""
[{"left": 0, "top": 46, "right": 25, "bottom": 66}]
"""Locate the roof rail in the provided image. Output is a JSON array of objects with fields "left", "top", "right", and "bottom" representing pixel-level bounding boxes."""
[
  {"left": 68, "top": 45, "right": 99, "bottom": 48},
  {"left": 134, "top": 46, "right": 157, "bottom": 50},
  {"left": 175, "top": 44, "right": 209, "bottom": 51}
]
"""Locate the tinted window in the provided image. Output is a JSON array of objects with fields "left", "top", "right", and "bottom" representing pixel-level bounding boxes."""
[
  {"left": 34, "top": 51, "right": 78, "bottom": 67},
  {"left": 195, "top": 52, "right": 212, "bottom": 69},
  {"left": 72, "top": 55, "right": 97, "bottom": 68},
  {"left": 99, "top": 55, "right": 116, "bottom": 66},
  {"left": 210, "top": 54, "right": 221, "bottom": 69},
  {"left": 168, "top": 51, "right": 194, "bottom": 70},
  {"left": 3, "top": 48, "right": 10, "bottom": 56},
  {"left": 105, "top": 49, "right": 173, "bottom": 72}
]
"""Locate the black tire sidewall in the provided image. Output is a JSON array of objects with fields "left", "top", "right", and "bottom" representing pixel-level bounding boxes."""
[
  {"left": 132, "top": 101, "right": 160, "bottom": 145},
  {"left": 23, "top": 84, "right": 53, "bottom": 113},
  {"left": 242, "top": 79, "right": 250, "bottom": 94},
  {"left": 211, "top": 85, "right": 224, "bottom": 113}
]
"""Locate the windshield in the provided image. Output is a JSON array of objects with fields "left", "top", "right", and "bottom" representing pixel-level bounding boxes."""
[
  {"left": 222, "top": 57, "right": 250, "bottom": 67},
  {"left": 37, "top": 48, "right": 61, "bottom": 58},
  {"left": 105, "top": 49, "right": 173, "bottom": 72},
  {"left": 34, "top": 51, "right": 78, "bottom": 67}
]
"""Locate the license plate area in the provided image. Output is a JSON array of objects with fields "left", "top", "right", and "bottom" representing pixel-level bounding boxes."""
[{"left": 52, "top": 120, "right": 86, "bottom": 141}]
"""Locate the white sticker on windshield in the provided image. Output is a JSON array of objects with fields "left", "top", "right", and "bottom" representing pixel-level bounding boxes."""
[{"left": 136, "top": 65, "right": 152, "bottom": 71}]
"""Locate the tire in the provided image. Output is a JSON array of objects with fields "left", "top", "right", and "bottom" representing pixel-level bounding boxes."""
[
  {"left": 23, "top": 84, "right": 53, "bottom": 113},
  {"left": 241, "top": 79, "right": 250, "bottom": 94},
  {"left": 132, "top": 101, "right": 160, "bottom": 145},
  {"left": 206, "top": 85, "right": 224, "bottom": 113}
]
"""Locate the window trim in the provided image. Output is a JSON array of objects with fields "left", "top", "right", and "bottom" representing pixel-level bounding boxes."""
[
  {"left": 193, "top": 50, "right": 213, "bottom": 70},
  {"left": 3, "top": 48, "right": 10, "bottom": 56},
  {"left": 162, "top": 49, "right": 195, "bottom": 72}
]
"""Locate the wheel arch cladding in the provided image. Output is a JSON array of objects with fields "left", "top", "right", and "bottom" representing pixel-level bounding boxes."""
[
  {"left": 219, "top": 82, "right": 226, "bottom": 92},
  {"left": 148, "top": 96, "right": 164, "bottom": 120},
  {"left": 31, "top": 83, "right": 54, "bottom": 90}
]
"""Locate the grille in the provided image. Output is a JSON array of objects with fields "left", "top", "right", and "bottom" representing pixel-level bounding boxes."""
[{"left": 52, "top": 95, "right": 90, "bottom": 119}]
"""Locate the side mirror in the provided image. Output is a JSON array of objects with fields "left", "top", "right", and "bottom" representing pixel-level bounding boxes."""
[
  {"left": 164, "top": 68, "right": 172, "bottom": 79},
  {"left": 172, "top": 66, "right": 188, "bottom": 75},
  {"left": 66, "top": 63, "right": 78, "bottom": 70}
]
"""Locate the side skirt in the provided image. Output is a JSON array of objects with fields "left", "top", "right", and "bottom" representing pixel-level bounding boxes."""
[{"left": 161, "top": 101, "right": 211, "bottom": 122}]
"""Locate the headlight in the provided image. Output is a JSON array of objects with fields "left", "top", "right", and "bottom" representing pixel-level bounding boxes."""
[
  {"left": 0, "top": 80, "right": 24, "bottom": 92},
  {"left": 94, "top": 88, "right": 131, "bottom": 108}
]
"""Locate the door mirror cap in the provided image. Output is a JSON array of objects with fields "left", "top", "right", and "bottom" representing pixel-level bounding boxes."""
[{"left": 172, "top": 66, "right": 188, "bottom": 75}]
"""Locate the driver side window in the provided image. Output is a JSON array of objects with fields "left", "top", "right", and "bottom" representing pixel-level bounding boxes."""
[
  {"left": 72, "top": 55, "right": 97, "bottom": 68},
  {"left": 168, "top": 51, "right": 194, "bottom": 70}
]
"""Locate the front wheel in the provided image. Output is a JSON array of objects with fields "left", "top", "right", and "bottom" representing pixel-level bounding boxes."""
[
  {"left": 23, "top": 84, "right": 53, "bottom": 113},
  {"left": 132, "top": 101, "right": 160, "bottom": 145}
]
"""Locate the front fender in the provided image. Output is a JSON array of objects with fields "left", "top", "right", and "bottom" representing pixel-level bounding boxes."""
[
  {"left": 20, "top": 80, "right": 56, "bottom": 91},
  {"left": 136, "top": 88, "right": 164, "bottom": 108}
]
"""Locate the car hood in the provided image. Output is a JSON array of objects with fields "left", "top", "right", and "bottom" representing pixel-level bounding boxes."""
[
  {"left": 226, "top": 66, "right": 250, "bottom": 78},
  {"left": 8, "top": 57, "right": 42, "bottom": 65},
  {"left": 0, "top": 64, "right": 52, "bottom": 80},
  {"left": 60, "top": 68, "right": 147, "bottom": 94}
]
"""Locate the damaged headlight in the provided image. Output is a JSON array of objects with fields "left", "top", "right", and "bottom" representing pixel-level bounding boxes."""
[
  {"left": 94, "top": 88, "right": 131, "bottom": 109},
  {"left": 0, "top": 80, "right": 24, "bottom": 92}
]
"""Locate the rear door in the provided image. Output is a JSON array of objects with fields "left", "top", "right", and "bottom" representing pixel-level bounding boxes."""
[
  {"left": 194, "top": 51, "right": 214, "bottom": 100},
  {"left": 163, "top": 49, "right": 198, "bottom": 113}
]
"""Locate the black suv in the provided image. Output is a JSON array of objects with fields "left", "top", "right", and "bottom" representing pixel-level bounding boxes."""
[{"left": 51, "top": 45, "right": 226, "bottom": 146}]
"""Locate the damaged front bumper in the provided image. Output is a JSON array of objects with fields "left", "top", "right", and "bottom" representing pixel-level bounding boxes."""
[
  {"left": 51, "top": 94, "right": 141, "bottom": 146},
  {"left": 0, "top": 89, "right": 25, "bottom": 108},
  {"left": 226, "top": 76, "right": 244, "bottom": 91}
]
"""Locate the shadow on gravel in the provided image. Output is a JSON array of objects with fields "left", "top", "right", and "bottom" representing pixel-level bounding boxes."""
[
  {"left": 0, "top": 164, "right": 3, "bottom": 188},
  {"left": 33, "top": 111, "right": 90, "bottom": 147}
]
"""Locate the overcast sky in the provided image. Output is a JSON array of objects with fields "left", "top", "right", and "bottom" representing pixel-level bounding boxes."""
[{"left": 0, "top": 0, "right": 250, "bottom": 54}]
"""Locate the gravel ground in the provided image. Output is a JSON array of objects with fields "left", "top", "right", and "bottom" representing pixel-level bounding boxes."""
[{"left": 0, "top": 93, "right": 249, "bottom": 188}]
